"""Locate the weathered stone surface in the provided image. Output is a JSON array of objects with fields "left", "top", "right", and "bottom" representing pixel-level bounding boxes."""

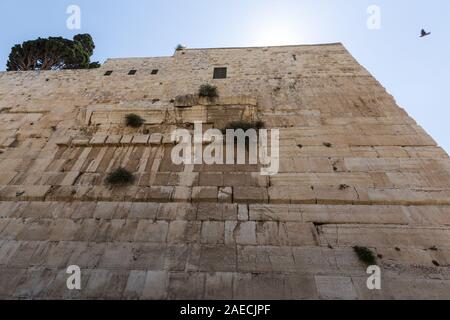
[
  {"left": 123, "top": 270, "right": 146, "bottom": 299},
  {"left": 149, "top": 133, "right": 163, "bottom": 145},
  {"left": 218, "top": 187, "right": 233, "bottom": 203},
  {"left": 134, "top": 221, "right": 169, "bottom": 242},
  {"left": 0, "top": 44, "right": 449, "bottom": 300},
  {"left": 192, "top": 187, "right": 218, "bottom": 203},
  {"left": 315, "top": 276, "right": 358, "bottom": 300},
  {"left": 201, "top": 221, "right": 225, "bottom": 244},
  {"left": 237, "top": 204, "right": 249, "bottom": 221},
  {"left": 142, "top": 271, "right": 168, "bottom": 300},
  {"left": 225, "top": 221, "right": 257, "bottom": 245},
  {"left": 198, "top": 245, "right": 237, "bottom": 272},
  {"left": 167, "top": 272, "right": 205, "bottom": 299},
  {"left": 167, "top": 221, "right": 201, "bottom": 244},
  {"left": 204, "top": 272, "right": 233, "bottom": 300},
  {"left": 132, "top": 135, "right": 150, "bottom": 145},
  {"left": 234, "top": 187, "right": 268, "bottom": 203}
]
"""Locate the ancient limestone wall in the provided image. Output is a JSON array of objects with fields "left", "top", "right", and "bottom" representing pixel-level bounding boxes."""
[{"left": 0, "top": 43, "right": 449, "bottom": 299}]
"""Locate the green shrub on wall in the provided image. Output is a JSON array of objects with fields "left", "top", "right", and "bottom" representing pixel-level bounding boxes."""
[
  {"left": 105, "top": 168, "right": 135, "bottom": 186},
  {"left": 125, "top": 113, "right": 145, "bottom": 128}
]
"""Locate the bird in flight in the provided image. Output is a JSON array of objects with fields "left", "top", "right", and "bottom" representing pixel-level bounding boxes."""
[{"left": 420, "top": 29, "right": 431, "bottom": 37}]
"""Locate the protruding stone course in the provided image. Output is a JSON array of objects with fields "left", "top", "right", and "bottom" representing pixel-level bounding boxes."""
[{"left": 0, "top": 43, "right": 449, "bottom": 299}]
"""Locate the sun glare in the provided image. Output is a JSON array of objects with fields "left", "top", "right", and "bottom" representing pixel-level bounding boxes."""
[{"left": 252, "top": 21, "right": 309, "bottom": 47}]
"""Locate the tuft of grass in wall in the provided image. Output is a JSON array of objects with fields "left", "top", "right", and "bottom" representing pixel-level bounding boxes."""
[
  {"left": 198, "top": 84, "right": 219, "bottom": 99},
  {"left": 221, "top": 120, "right": 265, "bottom": 134},
  {"left": 353, "top": 246, "right": 377, "bottom": 266},
  {"left": 89, "top": 62, "right": 101, "bottom": 69},
  {"left": 175, "top": 44, "right": 186, "bottom": 51},
  {"left": 125, "top": 113, "right": 145, "bottom": 128},
  {"left": 105, "top": 168, "right": 135, "bottom": 186}
]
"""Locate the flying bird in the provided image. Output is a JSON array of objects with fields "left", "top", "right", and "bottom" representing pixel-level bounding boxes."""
[{"left": 420, "top": 29, "right": 431, "bottom": 37}]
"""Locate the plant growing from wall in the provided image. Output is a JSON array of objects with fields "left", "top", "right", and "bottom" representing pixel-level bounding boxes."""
[
  {"left": 175, "top": 44, "right": 186, "bottom": 51},
  {"left": 88, "top": 61, "right": 101, "bottom": 69},
  {"left": 353, "top": 246, "right": 377, "bottom": 265},
  {"left": 105, "top": 167, "right": 135, "bottom": 186},
  {"left": 125, "top": 113, "right": 145, "bottom": 128},
  {"left": 198, "top": 84, "right": 219, "bottom": 99}
]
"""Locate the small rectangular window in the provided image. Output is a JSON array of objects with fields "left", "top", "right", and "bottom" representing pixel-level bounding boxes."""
[
  {"left": 213, "top": 67, "right": 227, "bottom": 79},
  {"left": 151, "top": 69, "right": 159, "bottom": 75},
  {"left": 104, "top": 71, "right": 113, "bottom": 76},
  {"left": 128, "top": 70, "right": 137, "bottom": 75}
]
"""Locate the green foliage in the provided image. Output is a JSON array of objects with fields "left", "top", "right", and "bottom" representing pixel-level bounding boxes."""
[
  {"left": 6, "top": 34, "right": 98, "bottom": 71},
  {"left": 175, "top": 44, "right": 186, "bottom": 51},
  {"left": 105, "top": 168, "right": 135, "bottom": 186},
  {"left": 198, "top": 84, "right": 219, "bottom": 99},
  {"left": 353, "top": 246, "right": 377, "bottom": 265},
  {"left": 89, "top": 62, "right": 101, "bottom": 69},
  {"left": 73, "top": 34, "right": 95, "bottom": 56},
  {"left": 222, "top": 120, "right": 265, "bottom": 134},
  {"left": 125, "top": 114, "right": 145, "bottom": 128}
]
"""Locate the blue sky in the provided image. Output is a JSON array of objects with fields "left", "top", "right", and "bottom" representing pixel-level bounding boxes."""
[{"left": 0, "top": 0, "right": 449, "bottom": 152}]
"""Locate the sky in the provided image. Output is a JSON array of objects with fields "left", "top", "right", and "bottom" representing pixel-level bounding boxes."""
[{"left": 0, "top": 0, "right": 449, "bottom": 152}]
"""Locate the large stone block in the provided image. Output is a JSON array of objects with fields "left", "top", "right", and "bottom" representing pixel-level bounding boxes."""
[
  {"left": 315, "top": 276, "right": 359, "bottom": 300},
  {"left": 234, "top": 187, "right": 268, "bottom": 203},
  {"left": 134, "top": 220, "right": 169, "bottom": 242},
  {"left": 192, "top": 187, "right": 218, "bottom": 203},
  {"left": 201, "top": 221, "right": 225, "bottom": 244}
]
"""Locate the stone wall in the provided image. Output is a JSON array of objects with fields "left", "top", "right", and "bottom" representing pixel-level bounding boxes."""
[{"left": 0, "top": 43, "right": 449, "bottom": 299}]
